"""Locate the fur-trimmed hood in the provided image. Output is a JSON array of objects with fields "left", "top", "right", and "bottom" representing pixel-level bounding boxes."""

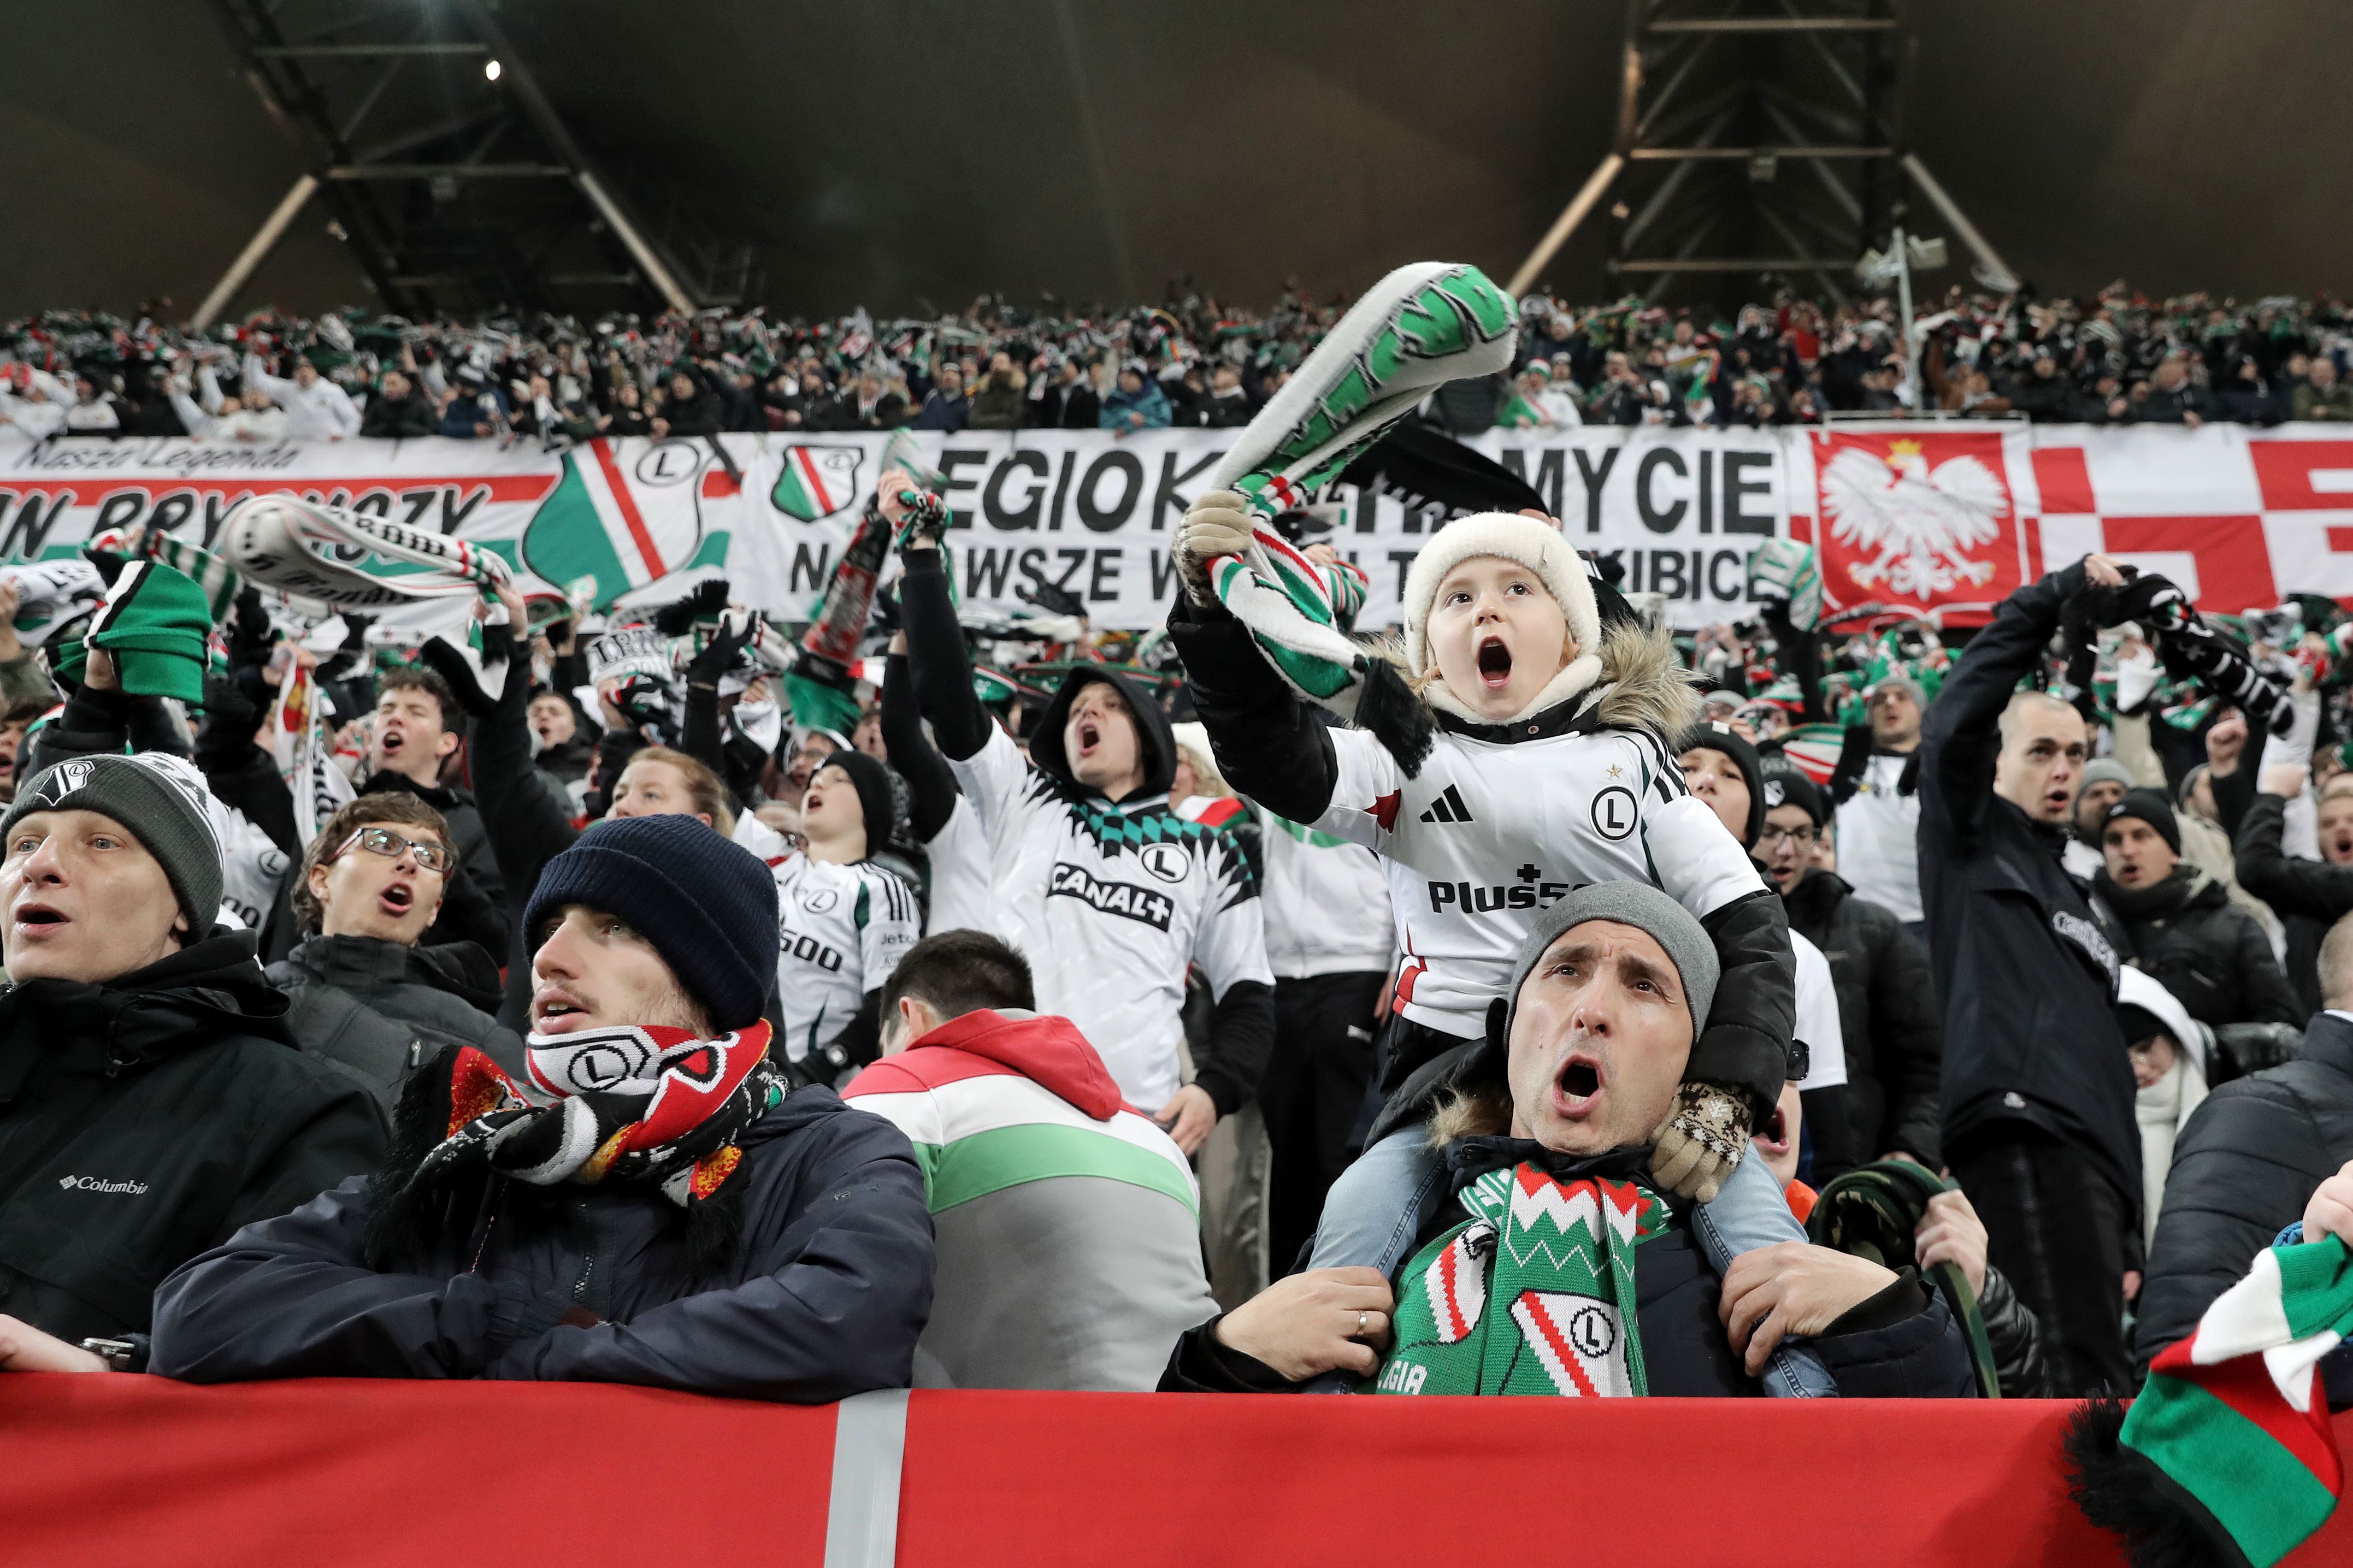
[{"left": 1381, "top": 617, "right": 1698, "bottom": 743}]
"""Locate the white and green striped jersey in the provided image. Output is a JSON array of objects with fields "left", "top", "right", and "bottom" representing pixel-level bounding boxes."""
[{"left": 769, "top": 851, "right": 920, "bottom": 1064}]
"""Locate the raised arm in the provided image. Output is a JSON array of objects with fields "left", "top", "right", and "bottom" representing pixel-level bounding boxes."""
[
  {"left": 898, "top": 545, "right": 989, "bottom": 760},
  {"left": 1161, "top": 593, "right": 1341, "bottom": 825},
  {"left": 1918, "top": 559, "right": 2092, "bottom": 853},
  {"left": 879, "top": 645, "right": 959, "bottom": 842},
  {"left": 2235, "top": 786, "right": 2353, "bottom": 923}
]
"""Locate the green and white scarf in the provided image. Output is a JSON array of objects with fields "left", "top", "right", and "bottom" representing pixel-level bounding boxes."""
[
  {"left": 2072, "top": 1234, "right": 2353, "bottom": 1568},
  {"left": 1202, "top": 262, "right": 1517, "bottom": 777},
  {"left": 1372, "top": 1159, "right": 1666, "bottom": 1398}
]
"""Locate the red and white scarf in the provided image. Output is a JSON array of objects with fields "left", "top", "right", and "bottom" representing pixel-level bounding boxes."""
[{"left": 406, "top": 1021, "right": 780, "bottom": 1213}]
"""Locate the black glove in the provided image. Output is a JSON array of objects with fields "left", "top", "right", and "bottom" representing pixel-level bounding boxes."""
[
  {"left": 2107, "top": 569, "right": 2189, "bottom": 634},
  {"left": 227, "top": 587, "right": 275, "bottom": 666},
  {"left": 654, "top": 578, "right": 729, "bottom": 636},
  {"left": 415, "top": 635, "right": 502, "bottom": 720},
  {"left": 611, "top": 676, "right": 672, "bottom": 734},
  {"left": 686, "top": 608, "right": 762, "bottom": 689}
]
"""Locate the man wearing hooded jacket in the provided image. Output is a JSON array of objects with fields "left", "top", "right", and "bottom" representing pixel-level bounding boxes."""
[
  {"left": 0, "top": 749, "right": 383, "bottom": 1375},
  {"left": 1920, "top": 552, "right": 2144, "bottom": 1395},
  {"left": 897, "top": 494, "right": 1273, "bottom": 1156}
]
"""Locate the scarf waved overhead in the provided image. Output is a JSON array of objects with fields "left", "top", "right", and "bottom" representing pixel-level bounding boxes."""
[
  {"left": 1181, "top": 262, "right": 1518, "bottom": 778},
  {"left": 221, "top": 493, "right": 512, "bottom": 610},
  {"left": 1372, "top": 1158, "right": 1666, "bottom": 1398},
  {"left": 367, "top": 1022, "right": 781, "bottom": 1270}
]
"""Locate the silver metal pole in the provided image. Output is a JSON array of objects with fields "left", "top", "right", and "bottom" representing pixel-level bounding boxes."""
[
  {"left": 1901, "top": 154, "right": 2017, "bottom": 290},
  {"left": 192, "top": 174, "right": 319, "bottom": 331},
  {"left": 575, "top": 170, "right": 694, "bottom": 316},
  {"left": 1508, "top": 152, "right": 1625, "bottom": 298},
  {"left": 1892, "top": 223, "right": 1919, "bottom": 409}
]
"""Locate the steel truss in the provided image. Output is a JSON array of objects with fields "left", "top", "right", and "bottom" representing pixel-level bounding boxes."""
[{"left": 1509, "top": 0, "right": 2014, "bottom": 306}]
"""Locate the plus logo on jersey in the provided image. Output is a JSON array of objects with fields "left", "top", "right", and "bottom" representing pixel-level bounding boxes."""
[
  {"left": 1049, "top": 863, "right": 1175, "bottom": 930},
  {"left": 1419, "top": 785, "right": 1475, "bottom": 824},
  {"left": 1430, "top": 863, "right": 1573, "bottom": 915}
]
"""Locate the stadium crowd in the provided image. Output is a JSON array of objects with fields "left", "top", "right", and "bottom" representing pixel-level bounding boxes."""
[
  {"left": 5, "top": 277, "right": 2353, "bottom": 448},
  {"left": 0, "top": 259, "right": 2349, "bottom": 1480},
  {"left": 0, "top": 423, "right": 2345, "bottom": 1417}
]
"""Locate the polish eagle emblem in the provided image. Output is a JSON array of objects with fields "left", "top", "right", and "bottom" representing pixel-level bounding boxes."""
[{"left": 1820, "top": 438, "right": 2008, "bottom": 597}]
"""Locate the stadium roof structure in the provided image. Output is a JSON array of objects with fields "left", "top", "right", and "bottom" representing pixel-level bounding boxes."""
[{"left": 3, "top": 1, "right": 2349, "bottom": 320}]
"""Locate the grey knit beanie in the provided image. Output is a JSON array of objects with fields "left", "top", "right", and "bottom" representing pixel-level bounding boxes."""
[
  {"left": 1505, "top": 882, "right": 1719, "bottom": 1038},
  {"left": 2080, "top": 758, "right": 2134, "bottom": 794},
  {"left": 3, "top": 754, "right": 225, "bottom": 937}
]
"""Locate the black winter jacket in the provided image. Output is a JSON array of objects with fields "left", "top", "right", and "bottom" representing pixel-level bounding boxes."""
[
  {"left": 1919, "top": 563, "right": 2142, "bottom": 1210},
  {"left": 267, "top": 934, "right": 527, "bottom": 1110},
  {"left": 150, "top": 1084, "right": 935, "bottom": 1400},
  {"left": 2094, "top": 863, "right": 2302, "bottom": 1029},
  {"left": 2134, "top": 1010, "right": 2353, "bottom": 1375},
  {"left": 0, "top": 936, "right": 385, "bottom": 1345},
  {"left": 2235, "top": 792, "right": 2351, "bottom": 1020},
  {"left": 1164, "top": 1143, "right": 1975, "bottom": 1398},
  {"left": 1782, "top": 869, "right": 1944, "bottom": 1164},
  {"left": 1977, "top": 1263, "right": 2050, "bottom": 1398}
]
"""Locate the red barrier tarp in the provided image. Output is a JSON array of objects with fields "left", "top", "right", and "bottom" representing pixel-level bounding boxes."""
[{"left": 7, "top": 1377, "right": 2353, "bottom": 1567}]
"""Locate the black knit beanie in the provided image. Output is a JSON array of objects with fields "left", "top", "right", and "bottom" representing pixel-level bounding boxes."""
[
  {"left": 1676, "top": 720, "right": 1766, "bottom": 846},
  {"left": 2105, "top": 788, "right": 2181, "bottom": 856},
  {"left": 1760, "top": 764, "right": 1827, "bottom": 829},
  {"left": 816, "top": 750, "right": 898, "bottom": 857},
  {"left": 522, "top": 814, "right": 779, "bottom": 1031}
]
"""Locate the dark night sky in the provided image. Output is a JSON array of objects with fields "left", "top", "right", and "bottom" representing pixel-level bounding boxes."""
[{"left": 4, "top": 1, "right": 2346, "bottom": 321}]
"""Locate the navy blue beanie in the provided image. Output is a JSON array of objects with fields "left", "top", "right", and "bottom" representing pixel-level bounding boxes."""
[{"left": 523, "top": 814, "right": 778, "bottom": 1031}]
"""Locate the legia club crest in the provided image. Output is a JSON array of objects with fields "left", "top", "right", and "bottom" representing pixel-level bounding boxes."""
[
  {"left": 772, "top": 446, "right": 864, "bottom": 522},
  {"left": 1820, "top": 436, "right": 2009, "bottom": 599}
]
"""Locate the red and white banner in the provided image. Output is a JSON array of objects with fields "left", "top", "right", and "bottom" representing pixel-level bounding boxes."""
[
  {"left": 1790, "top": 424, "right": 2353, "bottom": 623},
  {"left": 3, "top": 424, "right": 2348, "bottom": 630}
]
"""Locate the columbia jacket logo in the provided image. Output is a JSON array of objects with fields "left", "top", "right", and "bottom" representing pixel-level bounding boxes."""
[
  {"left": 56, "top": 1175, "right": 149, "bottom": 1194},
  {"left": 1048, "top": 862, "right": 1176, "bottom": 930},
  {"left": 1419, "top": 785, "right": 1475, "bottom": 824}
]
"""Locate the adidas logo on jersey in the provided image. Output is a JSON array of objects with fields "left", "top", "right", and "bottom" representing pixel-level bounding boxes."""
[
  {"left": 1049, "top": 862, "right": 1175, "bottom": 931},
  {"left": 1418, "top": 785, "right": 1474, "bottom": 824}
]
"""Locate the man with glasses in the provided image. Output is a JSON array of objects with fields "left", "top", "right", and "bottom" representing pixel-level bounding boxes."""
[
  {"left": 267, "top": 796, "right": 527, "bottom": 1110},
  {"left": 1756, "top": 765, "right": 1944, "bottom": 1171}
]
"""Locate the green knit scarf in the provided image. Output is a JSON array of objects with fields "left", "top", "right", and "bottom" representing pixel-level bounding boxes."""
[{"left": 1371, "top": 1159, "right": 1666, "bottom": 1398}]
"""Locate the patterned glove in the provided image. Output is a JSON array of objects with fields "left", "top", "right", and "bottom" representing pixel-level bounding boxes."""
[
  {"left": 1648, "top": 1081, "right": 1752, "bottom": 1203},
  {"left": 891, "top": 489, "right": 951, "bottom": 554},
  {"left": 1177, "top": 489, "right": 1255, "bottom": 607}
]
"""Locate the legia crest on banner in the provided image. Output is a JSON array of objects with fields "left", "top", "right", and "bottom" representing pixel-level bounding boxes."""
[
  {"left": 771, "top": 445, "right": 864, "bottom": 522},
  {"left": 522, "top": 437, "right": 727, "bottom": 608}
]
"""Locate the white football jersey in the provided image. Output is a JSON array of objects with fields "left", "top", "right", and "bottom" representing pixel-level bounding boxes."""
[
  {"left": 1311, "top": 718, "right": 1768, "bottom": 1039},
  {"left": 1256, "top": 807, "right": 1394, "bottom": 980},
  {"left": 952, "top": 726, "right": 1272, "bottom": 1111},
  {"left": 922, "top": 792, "right": 993, "bottom": 937},
  {"left": 769, "top": 851, "right": 921, "bottom": 1064},
  {"left": 1791, "top": 931, "right": 1847, "bottom": 1090}
]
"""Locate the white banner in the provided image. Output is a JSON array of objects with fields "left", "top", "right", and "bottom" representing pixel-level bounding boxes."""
[{"left": 4, "top": 423, "right": 2350, "bottom": 630}]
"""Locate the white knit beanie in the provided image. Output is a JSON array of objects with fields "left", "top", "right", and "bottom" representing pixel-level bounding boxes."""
[{"left": 1400, "top": 512, "right": 1602, "bottom": 679}]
